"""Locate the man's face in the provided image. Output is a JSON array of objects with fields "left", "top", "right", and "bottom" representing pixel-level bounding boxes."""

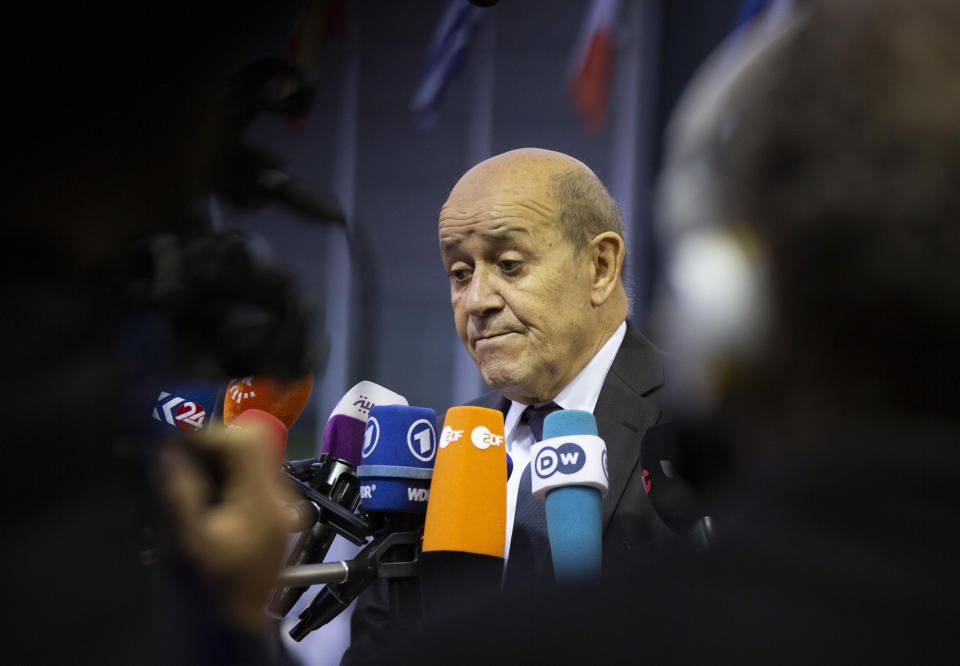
[{"left": 439, "top": 169, "right": 597, "bottom": 404}]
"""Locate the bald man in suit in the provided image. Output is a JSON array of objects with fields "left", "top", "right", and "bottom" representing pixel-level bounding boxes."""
[{"left": 344, "top": 149, "right": 673, "bottom": 664}]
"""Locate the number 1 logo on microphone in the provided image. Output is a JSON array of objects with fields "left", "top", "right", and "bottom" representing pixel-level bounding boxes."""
[
  {"left": 362, "top": 417, "right": 381, "bottom": 458},
  {"left": 407, "top": 419, "right": 437, "bottom": 462}
]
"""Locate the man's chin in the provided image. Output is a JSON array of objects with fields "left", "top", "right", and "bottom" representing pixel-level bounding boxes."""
[
  {"left": 478, "top": 365, "right": 522, "bottom": 393},
  {"left": 477, "top": 366, "right": 536, "bottom": 403}
]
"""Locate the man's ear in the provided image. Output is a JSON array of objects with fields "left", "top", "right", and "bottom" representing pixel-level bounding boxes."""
[{"left": 589, "top": 232, "right": 625, "bottom": 306}]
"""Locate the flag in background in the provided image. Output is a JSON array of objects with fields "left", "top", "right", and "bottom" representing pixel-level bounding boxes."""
[
  {"left": 568, "top": 0, "right": 626, "bottom": 133},
  {"left": 411, "top": 0, "right": 485, "bottom": 129}
]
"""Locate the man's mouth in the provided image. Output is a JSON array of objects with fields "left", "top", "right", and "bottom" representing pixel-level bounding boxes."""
[{"left": 474, "top": 331, "right": 517, "bottom": 344}]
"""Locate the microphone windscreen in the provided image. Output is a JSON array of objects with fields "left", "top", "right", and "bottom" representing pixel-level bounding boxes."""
[
  {"left": 327, "top": 380, "right": 408, "bottom": 422},
  {"left": 320, "top": 381, "right": 408, "bottom": 464},
  {"left": 152, "top": 384, "right": 219, "bottom": 433},
  {"left": 223, "top": 373, "right": 313, "bottom": 428},
  {"left": 543, "top": 409, "right": 598, "bottom": 439},
  {"left": 422, "top": 406, "right": 506, "bottom": 558},
  {"left": 322, "top": 415, "right": 367, "bottom": 466},
  {"left": 537, "top": 409, "right": 607, "bottom": 582},
  {"left": 357, "top": 405, "right": 437, "bottom": 513},
  {"left": 228, "top": 408, "right": 288, "bottom": 468}
]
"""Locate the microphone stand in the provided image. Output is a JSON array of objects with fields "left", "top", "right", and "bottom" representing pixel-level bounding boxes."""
[{"left": 279, "top": 468, "right": 424, "bottom": 641}]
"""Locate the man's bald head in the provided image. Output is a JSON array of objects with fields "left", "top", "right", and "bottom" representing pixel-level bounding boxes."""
[{"left": 452, "top": 148, "right": 626, "bottom": 259}]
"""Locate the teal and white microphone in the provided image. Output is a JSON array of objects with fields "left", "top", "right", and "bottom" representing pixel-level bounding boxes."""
[{"left": 530, "top": 409, "right": 609, "bottom": 582}]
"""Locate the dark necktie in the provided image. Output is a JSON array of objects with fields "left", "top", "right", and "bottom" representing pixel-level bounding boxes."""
[{"left": 504, "top": 401, "right": 561, "bottom": 587}]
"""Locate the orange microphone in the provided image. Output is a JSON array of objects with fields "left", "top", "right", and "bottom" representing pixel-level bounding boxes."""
[
  {"left": 421, "top": 406, "right": 507, "bottom": 619},
  {"left": 223, "top": 374, "right": 314, "bottom": 429},
  {"left": 222, "top": 374, "right": 313, "bottom": 467}
]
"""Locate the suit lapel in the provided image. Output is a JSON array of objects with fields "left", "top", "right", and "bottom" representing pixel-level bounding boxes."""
[
  {"left": 462, "top": 326, "right": 665, "bottom": 533},
  {"left": 594, "top": 323, "right": 665, "bottom": 531}
]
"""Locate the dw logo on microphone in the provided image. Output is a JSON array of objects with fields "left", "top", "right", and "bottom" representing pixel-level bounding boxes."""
[{"left": 534, "top": 442, "right": 586, "bottom": 478}]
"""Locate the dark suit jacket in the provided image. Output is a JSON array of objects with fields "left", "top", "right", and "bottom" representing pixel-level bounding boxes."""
[
  {"left": 466, "top": 321, "right": 675, "bottom": 569},
  {"left": 342, "top": 322, "right": 673, "bottom": 664}
]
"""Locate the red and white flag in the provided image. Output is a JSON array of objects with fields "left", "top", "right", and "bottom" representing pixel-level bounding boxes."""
[{"left": 568, "top": 0, "right": 622, "bottom": 132}]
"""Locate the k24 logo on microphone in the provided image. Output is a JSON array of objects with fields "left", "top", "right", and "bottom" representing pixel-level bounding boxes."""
[{"left": 153, "top": 391, "right": 207, "bottom": 431}]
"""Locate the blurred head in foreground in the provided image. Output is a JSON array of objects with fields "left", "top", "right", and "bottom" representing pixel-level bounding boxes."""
[{"left": 655, "top": 0, "right": 960, "bottom": 466}]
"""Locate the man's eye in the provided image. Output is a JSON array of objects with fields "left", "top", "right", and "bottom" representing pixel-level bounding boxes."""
[
  {"left": 450, "top": 268, "right": 472, "bottom": 283},
  {"left": 499, "top": 260, "right": 521, "bottom": 273}
]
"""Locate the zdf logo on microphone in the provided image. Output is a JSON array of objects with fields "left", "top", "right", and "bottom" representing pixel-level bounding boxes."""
[
  {"left": 470, "top": 425, "right": 503, "bottom": 450},
  {"left": 439, "top": 426, "right": 464, "bottom": 448},
  {"left": 534, "top": 442, "right": 586, "bottom": 478}
]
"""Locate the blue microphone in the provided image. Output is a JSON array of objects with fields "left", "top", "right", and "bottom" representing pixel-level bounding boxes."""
[
  {"left": 356, "top": 405, "right": 437, "bottom": 512},
  {"left": 531, "top": 410, "right": 609, "bottom": 582}
]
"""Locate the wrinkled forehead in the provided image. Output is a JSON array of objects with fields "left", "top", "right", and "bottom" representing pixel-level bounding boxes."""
[
  {"left": 438, "top": 220, "right": 537, "bottom": 255},
  {"left": 439, "top": 180, "right": 560, "bottom": 250}
]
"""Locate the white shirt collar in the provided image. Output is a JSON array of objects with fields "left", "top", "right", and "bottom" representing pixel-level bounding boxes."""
[{"left": 504, "top": 320, "right": 627, "bottom": 435}]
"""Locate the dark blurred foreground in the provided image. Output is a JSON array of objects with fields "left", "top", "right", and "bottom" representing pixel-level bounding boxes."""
[{"left": 3, "top": 4, "right": 310, "bottom": 663}]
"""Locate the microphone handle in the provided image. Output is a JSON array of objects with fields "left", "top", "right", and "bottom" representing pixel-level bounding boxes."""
[
  {"left": 287, "top": 569, "right": 376, "bottom": 641},
  {"left": 269, "top": 458, "right": 361, "bottom": 617},
  {"left": 277, "top": 557, "right": 375, "bottom": 587},
  {"left": 420, "top": 550, "right": 503, "bottom": 625},
  {"left": 267, "top": 522, "right": 338, "bottom": 617},
  {"left": 285, "top": 520, "right": 424, "bottom": 640},
  {"left": 384, "top": 513, "right": 423, "bottom": 633}
]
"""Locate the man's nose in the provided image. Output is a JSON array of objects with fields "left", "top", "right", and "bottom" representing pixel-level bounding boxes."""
[{"left": 464, "top": 267, "right": 503, "bottom": 317}]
